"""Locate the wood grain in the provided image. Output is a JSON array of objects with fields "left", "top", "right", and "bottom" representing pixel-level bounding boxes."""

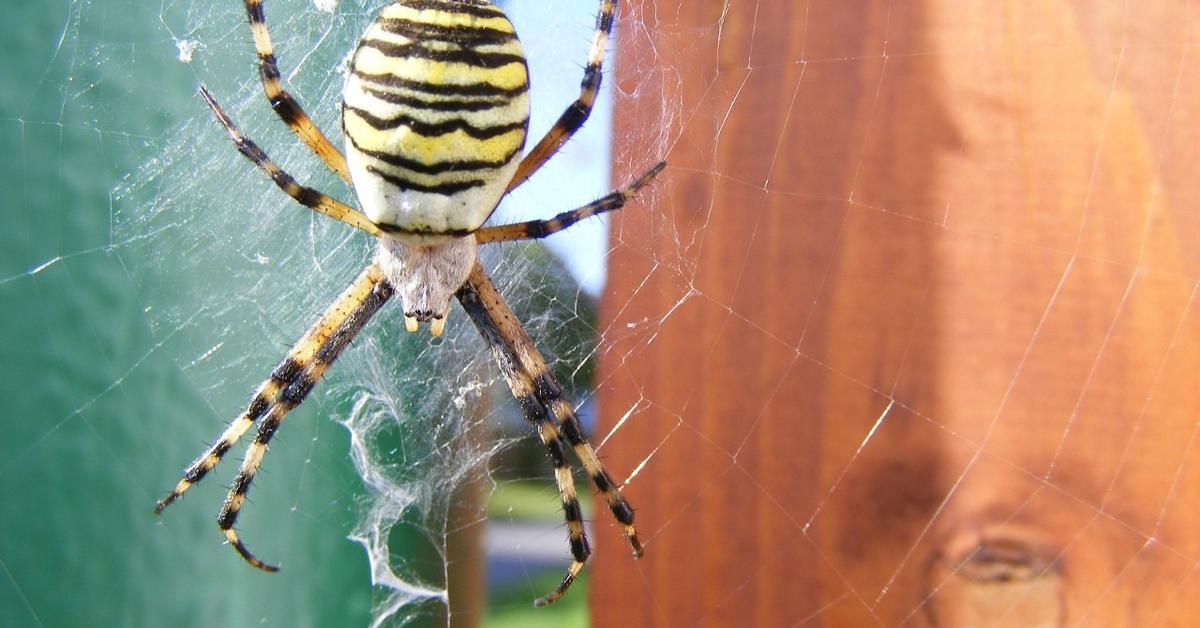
[{"left": 592, "top": 1, "right": 1200, "bottom": 625}]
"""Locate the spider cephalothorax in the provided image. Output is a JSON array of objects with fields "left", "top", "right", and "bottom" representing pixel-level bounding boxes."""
[
  {"left": 155, "top": 0, "right": 662, "bottom": 606},
  {"left": 377, "top": 233, "right": 477, "bottom": 333}
]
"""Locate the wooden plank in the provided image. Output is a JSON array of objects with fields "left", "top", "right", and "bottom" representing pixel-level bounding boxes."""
[{"left": 593, "top": 1, "right": 1200, "bottom": 625}]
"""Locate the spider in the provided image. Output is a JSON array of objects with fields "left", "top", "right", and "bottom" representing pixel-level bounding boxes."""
[{"left": 154, "top": 0, "right": 663, "bottom": 607}]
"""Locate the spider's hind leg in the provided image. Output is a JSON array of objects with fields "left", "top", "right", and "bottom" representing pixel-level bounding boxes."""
[
  {"left": 242, "top": 0, "right": 350, "bottom": 182},
  {"left": 475, "top": 161, "right": 665, "bottom": 245},
  {"left": 506, "top": 0, "right": 622, "bottom": 192},
  {"left": 200, "top": 85, "right": 380, "bottom": 237}
]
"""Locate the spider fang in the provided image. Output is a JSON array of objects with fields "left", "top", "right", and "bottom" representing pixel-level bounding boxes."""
[{"left": 402, "top": 313, "right": 447, "bottom": 336}]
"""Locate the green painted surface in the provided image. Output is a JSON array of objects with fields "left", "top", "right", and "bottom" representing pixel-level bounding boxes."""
[
  {"left": 1, "top": 2, "right": 602, "bottom": 627},
  {"left": 0, "top": 2, "right": 422, "bottom": 626}
]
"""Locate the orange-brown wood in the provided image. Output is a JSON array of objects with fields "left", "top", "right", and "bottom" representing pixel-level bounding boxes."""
[{"left": 593, "top": 1, "right": 1200, "bottom": 626}]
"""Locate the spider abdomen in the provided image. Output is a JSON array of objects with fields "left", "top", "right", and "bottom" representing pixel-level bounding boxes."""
[{"left": 343, "top": 0, "right": 530, "bottom": 242}]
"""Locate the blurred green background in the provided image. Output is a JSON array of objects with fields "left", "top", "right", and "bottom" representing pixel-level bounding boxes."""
[{"left": 0, "top": 1, "right": 608, "bottom": 626}]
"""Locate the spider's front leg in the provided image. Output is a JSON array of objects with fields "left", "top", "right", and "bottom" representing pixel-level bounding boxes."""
[
  {"left": 219, "top": 266, "right": 393, "bottom": 570},
  {"left": 462, "top": 265, "right": 642, "bottom": 553},
  {"left": 157, "top": 264, "right": 393, "bottom": 572},
  {"left": 456, "top": 264, "right": 641, "bottom": 606}
]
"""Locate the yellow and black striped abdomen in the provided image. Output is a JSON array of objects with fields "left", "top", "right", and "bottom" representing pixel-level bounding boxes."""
[{"left": 343, "top": 0, "right": 530, "bottom": 242}]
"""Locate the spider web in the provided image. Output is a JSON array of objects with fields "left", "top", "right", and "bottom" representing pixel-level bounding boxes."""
[
  {"left": 112, "top": 0, "right": 664, "bottom": 624},
  {"left": 3, "top": 1, "right": 1200, "bottom": 627}
]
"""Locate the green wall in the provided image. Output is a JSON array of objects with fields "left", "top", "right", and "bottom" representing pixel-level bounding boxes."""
[
  {"left": 0, "top": 2, "right": 415, "bottom": 625},
  {"left": 0, "top": 2, "right": 606, "bottom": 626}
]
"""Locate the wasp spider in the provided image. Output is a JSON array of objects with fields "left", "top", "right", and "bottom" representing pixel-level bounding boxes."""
[{"left": 154, "top": 0, "right": 663, "bottom": 606}]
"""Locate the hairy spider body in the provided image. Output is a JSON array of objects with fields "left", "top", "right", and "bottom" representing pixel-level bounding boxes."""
[
  {"left": 378, "top": 233, "right": 476, "bottom": 332},
  {"left": 157, "top": 0, "right": 663, "bottom": 607}
]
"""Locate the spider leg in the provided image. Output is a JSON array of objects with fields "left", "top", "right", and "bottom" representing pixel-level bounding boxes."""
[
  {"left": 456, "top": 263, "right": 640, "bottom": 606},
  {"left": 455, "top": 268, "right": 589, "bottom": 606},
  {"left": 505, "top": 0, "right": 620, "bottom": 193},
  {"left": 218, "top": 264, "right": 393, "bottom": 571},
  {"left": 200, "top": 85, "right": 380, "bottom": 237},
  {"left": 477, "top": 161, "right": 664, "bottom": 244},
  {"left": 461, "top": 265, "right": 641, "bottom": 552},
  {"left": 243, "top": 0, "right": 350, "bottom": 182},
  {"left": 527, "top": 362, "right": 642, "bottom": 555},
  {"left": 155, "top": 264, "right": 388, "bottom": 513}
]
